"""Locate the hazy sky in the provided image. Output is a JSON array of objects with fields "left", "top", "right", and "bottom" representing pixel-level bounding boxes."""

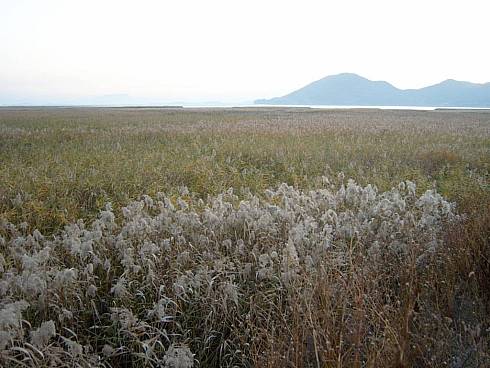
[{"left": 1, "top": 0, "right": 490, "bottom": 103}]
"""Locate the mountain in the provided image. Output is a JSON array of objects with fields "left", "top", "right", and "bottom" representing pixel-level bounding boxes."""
[{"left": 255, "top": 73, "right": 490, "bottom": 107}]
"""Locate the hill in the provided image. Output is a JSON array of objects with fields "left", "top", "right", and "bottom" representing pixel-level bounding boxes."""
[{"left": 255, "top": 73, "right": 490, "bottom": 107}]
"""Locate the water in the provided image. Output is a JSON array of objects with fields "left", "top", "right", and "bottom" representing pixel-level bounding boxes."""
[
  {"left": 3, "top": 104, "right": 488, "bottom": 111},
  {"left": 182, "top": 104, "right": 490, "bottom": 111}
]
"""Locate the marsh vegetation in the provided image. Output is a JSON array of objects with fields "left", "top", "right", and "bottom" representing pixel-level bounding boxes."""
[{"left": 0, "top": 107, "right": 489, "bottom": 367}]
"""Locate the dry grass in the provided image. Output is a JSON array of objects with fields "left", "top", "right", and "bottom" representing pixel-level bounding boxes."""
[{"left": 0, "top": 107, "right": 489, "bottom": 367}]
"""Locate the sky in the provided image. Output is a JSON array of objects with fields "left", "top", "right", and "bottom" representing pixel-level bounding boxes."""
[{"left": 1, "top": 0, "right": 490, "bottom": 104}]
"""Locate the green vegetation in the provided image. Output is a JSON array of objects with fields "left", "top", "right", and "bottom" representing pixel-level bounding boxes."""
[
  {"left": 0, "top": 107, "right": 488, "bottom": 367},
  {"left": 1, "top": 107, "right": 488, "bottom": 233}
]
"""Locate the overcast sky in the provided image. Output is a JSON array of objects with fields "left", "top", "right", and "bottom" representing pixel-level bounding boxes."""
[{"left": 1, "top": 0, "right": 490, "bottom": 104}]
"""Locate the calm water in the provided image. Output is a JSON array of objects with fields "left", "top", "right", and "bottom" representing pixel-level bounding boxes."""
[
  {"left": 183, "top": 104, "right": 490, "bottom": 111},
  {"left": 3, "top": 104, "right": 488, "bottom": 111}
]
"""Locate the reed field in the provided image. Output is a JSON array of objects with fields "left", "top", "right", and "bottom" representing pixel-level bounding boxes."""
[{"left": 0, "top": 107, "right": 489, "bottom": 367}]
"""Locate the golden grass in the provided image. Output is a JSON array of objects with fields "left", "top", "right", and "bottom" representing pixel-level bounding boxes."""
[
  {"left": 0, "top": 107, "right": 489, "bottom": 367},
  {"left": 1, "top": 107, "right": 488, "bottom": 234}
]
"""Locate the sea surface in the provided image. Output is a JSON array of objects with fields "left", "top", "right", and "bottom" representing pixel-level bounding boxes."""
[
  {"left": 2, "top": 104, "right": 489, "bottom": 111},
  {"left": 182, "top": 104, "right": 490, "bottom": 111}
]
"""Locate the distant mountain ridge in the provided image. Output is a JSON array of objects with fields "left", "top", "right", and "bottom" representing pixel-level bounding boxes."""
[{"left": 255, "top": 73, "right": 490, "bottom": 107}]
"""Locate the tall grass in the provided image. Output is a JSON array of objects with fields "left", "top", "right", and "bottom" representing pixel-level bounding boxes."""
[{"left": 0, "top": 107, "right": 489, "bottom": 367}]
